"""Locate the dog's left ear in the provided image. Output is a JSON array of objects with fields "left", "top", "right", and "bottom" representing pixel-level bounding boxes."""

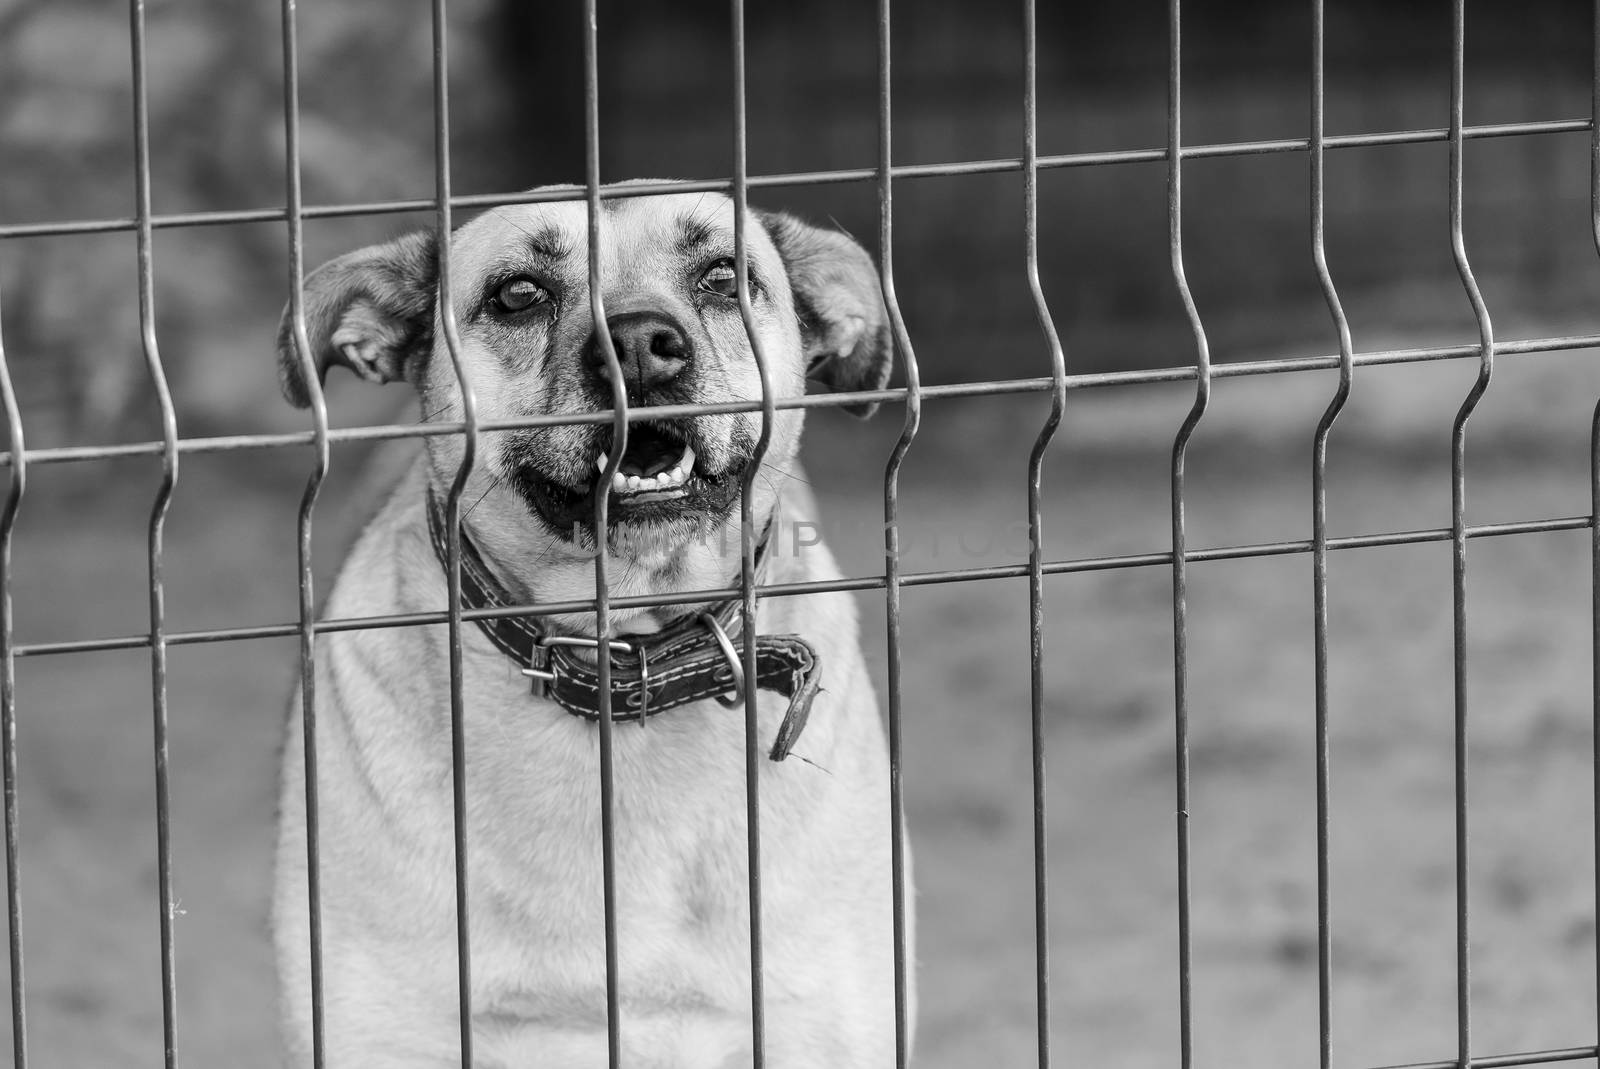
[
  {"left": 275, "top": 229, "right": 438, "bottom": 408},
  {"left": 758, "top": 212, "right": 893, "bottom": 418}
]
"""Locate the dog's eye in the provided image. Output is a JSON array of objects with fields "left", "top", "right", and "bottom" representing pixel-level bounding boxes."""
[
  {"left": 492, "top": 277, "right": 550, "bottom": 313},
  {"left": 698, "top": 260, "right": 739, "bottom": 299}
]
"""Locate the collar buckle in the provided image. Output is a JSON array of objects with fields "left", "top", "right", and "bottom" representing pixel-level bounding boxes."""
[
  {"left": 520, "top": 649, "right": 555, "bottom": 698},
  {"left": 520, "top": 635, "right": 636, "bottom": 702}
]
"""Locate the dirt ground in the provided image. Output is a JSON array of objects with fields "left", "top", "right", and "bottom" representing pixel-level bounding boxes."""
[{"left": 4, "top": 340, "right": 1600, "bottom": 1067}]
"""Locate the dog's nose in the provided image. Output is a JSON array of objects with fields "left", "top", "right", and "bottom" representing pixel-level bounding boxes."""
[{"left": 591, "top": 311, "right": 691, "bottom": 394}]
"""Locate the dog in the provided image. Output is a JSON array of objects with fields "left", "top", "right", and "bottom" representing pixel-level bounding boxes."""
[{"left": 270, "top": 189, "right": 914, "bottom": 1068}]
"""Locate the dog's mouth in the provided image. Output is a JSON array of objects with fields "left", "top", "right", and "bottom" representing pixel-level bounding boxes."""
[
  {"left": 513, "top": 420, "right": 744, "bottom": 536},
  {"left": 595, "top": 421, "right": 698, "bottom": 502}
]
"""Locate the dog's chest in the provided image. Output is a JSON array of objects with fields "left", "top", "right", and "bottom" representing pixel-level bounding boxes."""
[
  {"left": 451, "top": 700, "right": 804, "bottom": 1059},
  {"left": 460, "top": 686, "right": 801, "bottom": 948}
]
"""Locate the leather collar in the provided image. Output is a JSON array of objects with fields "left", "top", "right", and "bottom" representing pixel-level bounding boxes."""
[{"left": 424, "top": 496, "right": 819, "bottom": 761}]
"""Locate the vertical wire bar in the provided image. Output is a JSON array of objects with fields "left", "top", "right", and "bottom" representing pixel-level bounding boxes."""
[
  {"left": 129, "top": 3, "right": 183, "bottom": 1065},
  {"left": 728, "top": 2, "right": 772, "bottom": 1063},
  {"left": 1447, "top": 2, "right": 1495, "bottom": 1064},
  {"left": 582, "top": 2, "right": 628, "bottom": 1063},
  {"left": 429, "top": 1, "right": 480, "bottom": 1063},
  {"left": 1022, "top": 0, "right": 1066, "bottom": 1063},
  {"left": 877, "top": 0, "right": 923, "bottom": 1063},
  {"left": 0, "top": 274, "right": 27, "bottom": 1069},
  {"left": 1166, "top": 2, "right": 1209, "bottom": 1065},
  {"left": 278, "top": 2, "right": 329, "bottom": 1064},
  {"left": 1591, "top": 0, "right": 1600, "bottom": 1049},
  {"left": 1309, "top": 2, "right": 1356, "bottom": 1067}
]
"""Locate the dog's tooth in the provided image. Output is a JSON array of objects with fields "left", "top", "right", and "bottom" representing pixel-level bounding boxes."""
[
  {"left": 626, "top": 475, "right": 642, "bottom": 491},
  {"left": 595, "top": 451, "right": 609, "bottom": 474},
  {"left": 635, "top": 475, "right": 658, "bottom": 491},
  {"left": 610, "top": 472, "right": 629, "bottom": 494},
  {"left": 678, "top": 443, "right": 697, "bottom": 474}
]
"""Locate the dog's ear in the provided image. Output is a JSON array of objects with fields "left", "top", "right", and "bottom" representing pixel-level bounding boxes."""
[
  {"left": 275, "top": 230, "right": 438, "bottom": 408},
  {"left": 758, "top": 212, "right": 893, "bottom": 418}
]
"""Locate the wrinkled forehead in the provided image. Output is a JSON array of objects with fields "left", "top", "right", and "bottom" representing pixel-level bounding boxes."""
[{"left": 448, "top": 191, "right": 775, "bottom": 288}]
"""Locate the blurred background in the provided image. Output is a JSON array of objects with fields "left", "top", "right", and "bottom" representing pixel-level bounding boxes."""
[
  {"left": 4, "top": 0, "right": 1598, "bottom": 439},
  {"left": 4, "top": 0, "right": 1600, "bottom": 1065}
]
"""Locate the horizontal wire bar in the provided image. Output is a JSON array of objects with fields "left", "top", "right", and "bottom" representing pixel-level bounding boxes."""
[
  {"left": 13, "top": 511, "right": 1588, "bottom": 659},
  {"left": 1367, "top": 1044, "right": 1598, "bottom": 1069},
  {"left": 7, "top": 329, "right": 1600, "bottom": 470},
  {"left": 0, "top": 117, "right": 1588, "bottom": 241}
]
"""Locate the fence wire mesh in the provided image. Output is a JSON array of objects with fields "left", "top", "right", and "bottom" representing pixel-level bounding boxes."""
[{"left": 0, "top": 1, "right": 1598, "bottom": 1067}]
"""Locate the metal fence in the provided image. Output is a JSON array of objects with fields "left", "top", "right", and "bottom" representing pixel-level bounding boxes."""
[{"left": 0, "top": 0, "right": 1598, "bottom": 1067}]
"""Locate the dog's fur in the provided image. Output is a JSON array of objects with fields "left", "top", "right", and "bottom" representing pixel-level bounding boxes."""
[{"left": 271, "top": 190, "right": 913, "bottom": 1068}]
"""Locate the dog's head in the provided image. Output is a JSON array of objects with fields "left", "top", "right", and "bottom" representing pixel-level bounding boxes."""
[{"left": 276, "top": 190, "right": 890, "bottom": 590}]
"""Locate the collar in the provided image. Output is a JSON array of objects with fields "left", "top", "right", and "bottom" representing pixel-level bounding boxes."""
[{"left": 424, "top": 495, "right": 819, "bottom": 761}]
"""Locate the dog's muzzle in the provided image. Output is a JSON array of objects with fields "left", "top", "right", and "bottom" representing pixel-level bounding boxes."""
[{"left": 507, "top": 306, "right": 750, "bottom": 536}]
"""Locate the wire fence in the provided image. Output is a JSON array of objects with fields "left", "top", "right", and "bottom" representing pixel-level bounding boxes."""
[{"left": 0, "top": 0, "right": 1598, "bottom": 1067}]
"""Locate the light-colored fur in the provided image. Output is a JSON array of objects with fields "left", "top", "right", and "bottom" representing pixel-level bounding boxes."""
[{"left": 271, "top": 191, "right": 913, "bottom": 1067}]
